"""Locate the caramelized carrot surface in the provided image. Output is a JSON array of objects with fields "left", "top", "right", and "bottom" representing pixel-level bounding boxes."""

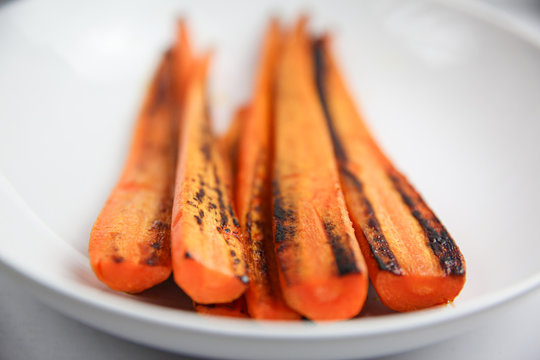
[
  {"left": 271, "top": 20, "right": 368, "bottom": 321},
  {"left": 171, "top": 55, "right": 249, "bottom": 304},
  {"left": 89, "top": 52, "right": 176, "bottom": 293},
  {"left": 236, "top": 20, "right": 300, "bottom": 320},
  {"left": 314, "top": 38, "right": 466, "bottom": 311}
]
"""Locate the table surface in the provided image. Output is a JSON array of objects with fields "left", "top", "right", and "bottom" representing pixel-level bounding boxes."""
[{"left": 2, "top": 1, "right": 540, "bottom": 359}]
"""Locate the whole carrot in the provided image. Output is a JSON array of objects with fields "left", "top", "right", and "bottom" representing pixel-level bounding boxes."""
[
  {"left": 236, "top": 20, "right": 300, "bottom": 320},
  {"left": 314, "top": 37, "right": 466, "bottom": 311},
  {"left": 89, "top": 51, "right": 176, "bottom": 293},
  {"left": 170, "top": 55, "right": 249, "bottom": 304},
  {"left": 271, "top": 19, "right": 368, "bottom": 321}
]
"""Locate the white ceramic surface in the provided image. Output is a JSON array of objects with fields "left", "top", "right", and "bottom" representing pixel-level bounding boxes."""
[{"left": 1, "top": 0, "right": 540, "bottom": 359}]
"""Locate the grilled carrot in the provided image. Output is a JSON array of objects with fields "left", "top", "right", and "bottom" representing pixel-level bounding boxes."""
[
  {"left": 314, "top": 37, "right": 466, "bottom": 311},
  {"left": 194, "top": 297, "right": 249, "bottom": 318},
  {"left": 89, "top": 52, "right": 175, "bottom": 293},
  {"left": 236, "top": 20, "right": 300, "bottom": 320},
  {"left": 171, "top": 55, "right": 249, "bottom": 304},
  {"left": 271, "top": 19, "right": 368, "bottom": 321}
]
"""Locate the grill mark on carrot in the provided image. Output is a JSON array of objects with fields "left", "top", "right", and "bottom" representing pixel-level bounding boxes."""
[
  {"left": 140, "top": 221, "right": 170, "bottom": 267},
  {"left": 112, "top": 255, "right": 124, "bottom": 263},
  {"left": 322, "top": 219, "right": 360, "bottom": 276},
  {"left": 273, "top": 180, "right": 297, "bottom": 245},
  {"left": 340, "top": 167, "right": 403, "bottom": 275},
  {"left": 313, "top": 40, "right": 402, "bottom": 276},
  {"left": 194, "top": 188, "right": 205, "bottom": 203},
  {"left": 313, "top": 39, "right": 348, "bottom": 163},
  {"left": 388, "top": 172, "right": 465, "bottom": 276},
  {"left": 272, "top": 180, "right": 298, "bottom": 284},
  {"left": 149, "top": 220, "right": 169, "bottom": 251},
  {"left": 151, "top": 219, "right": 168, "bottom": 231}
]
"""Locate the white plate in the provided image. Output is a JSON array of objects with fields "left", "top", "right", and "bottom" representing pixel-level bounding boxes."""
[{"left": 1, "top": 0, "right": 540, "bottom": 359}]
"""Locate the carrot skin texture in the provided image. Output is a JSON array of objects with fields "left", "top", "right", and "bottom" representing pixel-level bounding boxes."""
[
  {"left": 171, "top": 56, "right": 249, "bottom": 304},
  {"left": 271, "top": 20, "right": 368, "bottom": 321},
  {"left": 236, "top": 20, "right": 301, "bottom": 320},
  {"left": 89, "top": 53, "right": 176, "bottom": 293},
  {"left": 315, "top": 38, "right": 466, "bottom": 311}
]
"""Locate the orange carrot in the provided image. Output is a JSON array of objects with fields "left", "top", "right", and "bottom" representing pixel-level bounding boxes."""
[
  {"left": 314, "top": 37, "right": 466, "bottom": 311},
  {"left": 236, "top": 20, "right": 300, "bottom": 320},
  {"left": 89, "top": 52, "right": 175, "bottom": 293},
  {"left": 171, "top": 55, "right": 249, "bottom": 304},
  {"left": 271, "top": 19, "right": 368, "bottom": 321}
]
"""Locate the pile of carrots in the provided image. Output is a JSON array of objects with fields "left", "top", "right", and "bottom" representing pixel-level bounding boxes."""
[{"left": 88, "top": 17, "right": 466, "bottom": 321}]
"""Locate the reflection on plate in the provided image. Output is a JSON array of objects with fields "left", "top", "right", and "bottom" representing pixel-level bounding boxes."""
[{"left": 1, "top": 0, "right": 540, "bottom": 359}]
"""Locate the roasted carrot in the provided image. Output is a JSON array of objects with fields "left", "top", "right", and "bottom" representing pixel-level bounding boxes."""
[
  {"left": 89, "top": 51, "right": 175, "bottom": 293},
  {"left": 194, "top": 297, "right": 249, "bottom": 318},
  {"left": 236, "top": 20, "right": 300, "bottom": 320},
  {"left": 271, "top": 19, "right": 368, "bottom": 321},
  {"left": 314, "top": 37, "right": 466, "bottom": 311},
  {"left": 171, "top": 55, "right": 249, "bottom": 304}
]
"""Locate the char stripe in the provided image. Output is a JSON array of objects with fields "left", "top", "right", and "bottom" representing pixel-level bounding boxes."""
[
  {"left": 322, "top": 219, "right": 360, "bottom": 276},
  {"left": 388, "top": 172, "right": 465, "bottom": 276}
]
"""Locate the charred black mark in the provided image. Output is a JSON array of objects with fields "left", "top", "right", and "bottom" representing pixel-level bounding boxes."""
[
  {"left": 313, "top": 39, "right": 348, "bottom": 163},
  {"left": 199, "top": 209, "right": 205, "bottom": 219},
  {"left": 112, "top": 255, "right": 124, "bottom": 263},
  {"left": 273, "top": 180, "right": 298, "bottom": 284},
  {"left": 228, "top": 204, "right": 240, "bottom": 227},
  {"left": 151, "top": 219, "right": 169, "bottom": 231},
  {"left": 388, "top": 173, "right": 465, "bottom": 276},
  {"left": 194, "top": 215, "right": 203, "bottom": 225},
  {"left": 322, "top": 220, "right": 360, "bottom": 276},
  {"left": 148, "top": 220, "right": 169, "bottom": 256},
  {"left": 212, "top": 166, "right": 229, "bottom": 228},
  {"left": 145, "top": 253, "right": 161, "bottom": 266},
  {"left": 194, "top": 188, "right": 205, "bottom": 203},
  {"left": 341, "top": 167, "right": 403, "bottom": 275},
  {"left": 208, "top": 202, "right": 217, "bottom": 210},
  {"left": 185, "top": 251, "right": 192, "bottom": 259},
  {"left": 273, "top": 181, "right": 297, "bottom": 244}
]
